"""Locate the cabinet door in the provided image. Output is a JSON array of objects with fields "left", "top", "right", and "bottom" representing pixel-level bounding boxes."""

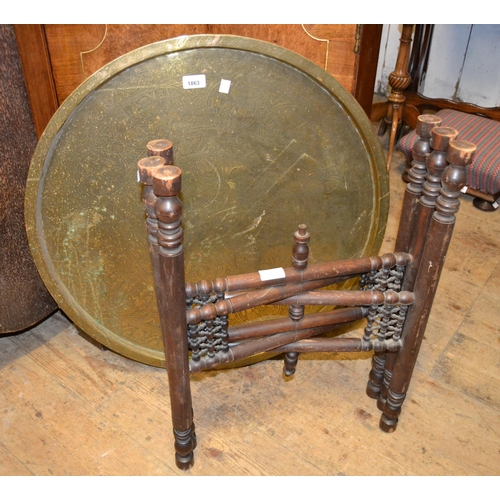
[{"left": 15, "top": 24, "right": 381, "bottom": 138}]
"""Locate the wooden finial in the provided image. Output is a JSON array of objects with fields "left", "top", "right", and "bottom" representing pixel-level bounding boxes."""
[
  {"left": 292, "top": 224, "right": 310, "bottom": 270},
  {"left": 434, "top": 139, "right": 477, "bottom": 223},
  {"left": 406, "top": 115, "right": 443, "bottom": 192},
  {"left": 420, "top": 126, "right": 459, "bottom": 208}
]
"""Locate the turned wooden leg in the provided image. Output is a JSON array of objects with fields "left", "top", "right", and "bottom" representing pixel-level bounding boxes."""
[
  {"left": 140, "top": 143, "right": 197, "bottom": 467},
  {"left": 384, "top": 24, "right": 414, "bottom": 170},
  {"left": 401, "top": 126, "right": 458, "bottom": 289},
  {"left": 151, "top": 164, "right": 196, "bottom": 469},
  {"left": 380, "top": 139, "right": 476, "bottom": 432},
  {"left": 374, "top": 121, "right": 454, "bottom": 410}
]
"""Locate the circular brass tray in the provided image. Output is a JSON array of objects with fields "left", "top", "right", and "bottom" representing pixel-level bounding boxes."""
[{"left": 26, "top": 35, "right": 389, "bottom": 367}]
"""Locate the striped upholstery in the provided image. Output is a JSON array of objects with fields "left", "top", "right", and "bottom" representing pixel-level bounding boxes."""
[{"left": 397, "top": 109, "right": 500, "bottom": 195}]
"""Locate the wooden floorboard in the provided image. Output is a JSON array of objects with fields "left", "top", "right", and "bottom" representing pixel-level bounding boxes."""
[{"left": 1, "top": 138, "right": 500, "bottom": 477}]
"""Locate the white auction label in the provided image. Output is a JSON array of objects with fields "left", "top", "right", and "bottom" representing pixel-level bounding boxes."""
[
  {"left": 219, "top": 79, "right": 231, "bottom": 94},
  {"left": 258, "top": 267, "right": 286, "bottom": 281},
  {"left": 182, "top": 74, "right": 206, "bottom": 89},
  {"left": 460, "top": 186, "right": 468, "bottom": 193}
]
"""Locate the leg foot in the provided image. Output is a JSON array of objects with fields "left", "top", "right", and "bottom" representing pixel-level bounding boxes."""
[
  {"left": 366, "top": 381, "right": 381, "bottom": 400},
  {"left": 366, "top": 352, "right": 386, "bottom": 400},
  {"left": 379, "top": 388, "right": 406, "bottom": 434},
  {"left": 377, "top": 362, "right": 394, "bottom": 411},
  {"left": 283, "top": 352, "right": 298, "bottom": 377},
  {"left": 175, "top": 453, "right": 194, "bottom": 470},
  {"left": 379, "top": 412, "right": 398, "bottom": 433},
  {"left": 473, "top": 197, "right": 498, "bottom": 212},
  {"left": 376, "top": 396, "right": 386, "bottom": 412},
  {"left": 401, "top": 167, "right": 410, "bottom": 183},
  {"left": 190, "top": 408, "right": 197, "bottom": 450},
  {"left": 174, "top": 426, "right": 196, "bottom": 470}
]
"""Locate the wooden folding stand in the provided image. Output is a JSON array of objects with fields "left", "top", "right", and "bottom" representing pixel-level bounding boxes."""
[{"left": 138, "top": 118, "right": 476, "bottom": 469}]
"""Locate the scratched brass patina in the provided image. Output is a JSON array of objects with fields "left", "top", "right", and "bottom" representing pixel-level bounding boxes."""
[{"left": 25, "top": 35, "right": 389, "bottom": 367}]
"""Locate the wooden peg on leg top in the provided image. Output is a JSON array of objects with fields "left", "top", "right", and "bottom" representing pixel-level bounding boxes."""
[{"left": 147, "top": 138, "right": 174, "bottom": 164}]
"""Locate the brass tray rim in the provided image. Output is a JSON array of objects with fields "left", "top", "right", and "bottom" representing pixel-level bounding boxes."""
[{"left": 25, "top": 34, "right": 389, "bottom": 367}]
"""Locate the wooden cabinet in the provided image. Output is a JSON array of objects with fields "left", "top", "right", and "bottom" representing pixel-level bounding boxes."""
[{"left": 15, "top": 24, "right": 382, "bottom": 138}]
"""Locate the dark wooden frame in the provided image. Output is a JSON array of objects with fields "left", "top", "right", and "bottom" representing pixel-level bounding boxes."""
[
  {"left": 139, "top": 121, "right": 476, "bottom": 469},
  {"left": 13, "top": 25, "right": 59, "bottom": 139}
]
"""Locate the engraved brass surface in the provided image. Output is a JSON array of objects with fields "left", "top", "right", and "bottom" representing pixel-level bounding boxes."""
[{"left": 25, "top": 35, "right": 389, "bottom": 367}]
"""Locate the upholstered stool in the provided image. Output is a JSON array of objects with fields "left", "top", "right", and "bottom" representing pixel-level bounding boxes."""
[{"left": 398, "top": 109, "right": 500, "bottom": 211}]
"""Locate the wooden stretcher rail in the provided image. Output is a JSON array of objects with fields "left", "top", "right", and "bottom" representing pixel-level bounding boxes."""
[
  {"left": 272, "top": 289, "right": 415, "bottom": 307},
  {"left": 190, "top": 320, "right": 359, "bottom": 373},
  {"left": 186, "top": 276, "right": 414, "bottom": 325},
  {"left": 271, "top": 337, "right": 402, "bottom": 354},
  {"left": 185, "top": 252, "right": 413, "bottom": 299},
  {"left": 228, "top": 306, "right": 368, "bottom": 342}
]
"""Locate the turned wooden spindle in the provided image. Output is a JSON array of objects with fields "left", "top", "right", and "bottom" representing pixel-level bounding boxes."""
[
  {"left": 284, "top": 224, "right": 311, "bottom": 376},
  {"left": 151, "top": 164, "right": 196, "bottom": 470},
  {"left": 421, "top": 127, "right": 460, "bottom": 207},
  {"left": 401, "top": 114, "right": 442, "bottom": 184},
  {"left": 385, "top": 24, "right": 415, "bottom": 169},
  {"left": 291, "top": 224, "right": 310, "bottom": 271},
  {"left": 191, "top": 289, "right": 414, "bottom": 373},
  {"left": 365, "top": 253, "right": 408, "bottom": 400},
  {"left": 191, "top": 308, "right": 367, "bottom": 373},
  {"left": 379, "top": 139, "right": 476, "bottom": 433},
  {"left": 138, "top": 155, "right": 167, "bottom": 243}
]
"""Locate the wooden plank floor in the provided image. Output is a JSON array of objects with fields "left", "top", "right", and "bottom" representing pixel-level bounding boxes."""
[{"left": 1, "top": 144, "right": 499, "bottom": 476}]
